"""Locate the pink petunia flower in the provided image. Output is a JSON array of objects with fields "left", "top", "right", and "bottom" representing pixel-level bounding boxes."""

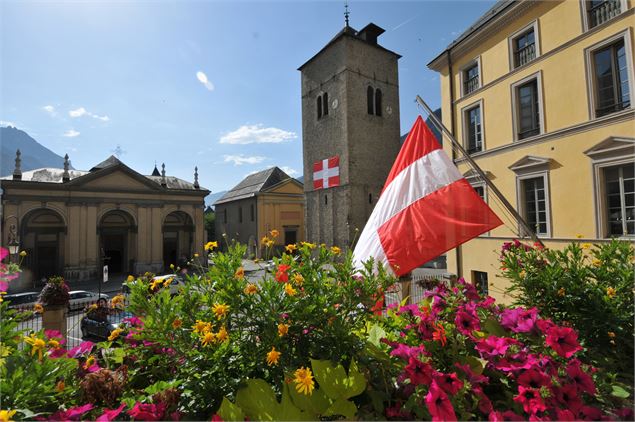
[
  {"left": 404, "top": 356, "right": 433, "bottom": 386},
  {"left": 545, "top": 326, "right": 583, "bottom": 358},
  {"left": 389, "top": 343, "right": 426, "bottom": 361},
  {"left": 96, "top": 404, "right": 126, "bottom": 422},
  {"left": 473, "top": 386, "right": 492, "bottom": 414},
  {"left": 566, "top": 360, "right": 596, "bottom": 395},
  {"left": 127, "top": 402, "right": 167, "bottom": 421},
  {"left": 554, "top": 384, "right": 584, "bottom": 413},
  {"left": 432, "top": 371, "right": 464, "bottom": 395},
  {"left": 475, "top": 336, "right": 519, "bottom": 359},
  {"left": 0, "top": 280, "right": 8, "bottom": 293},
  {"left": 49, "top": 403, "right": 94, "bottom": 421},
  {"left": 425, "top": 382, "right": 457, "bottom": 422},
  {"left": 517, "top": 369, "right": 551, "bottom": 389},
  {"left": 66, "top": 341, "right": 94, "bottom": 358},
  {"left": 455, "top": 309, "right": 480, "bottom": 336},
  {"left": 578, "top": 406, "right": 603, "bottom": 420},
  {"left": 488, "top": 410, "right": 524, "bottom": 421},
  {"left": 513, "top": 386, "right": 547, "bottom": 414},
  {"left": 500, "top": 307, "right": 539, "bottom": 333},
  {"left": 0, "top": 247, "right": 8, "bottom": 261}
]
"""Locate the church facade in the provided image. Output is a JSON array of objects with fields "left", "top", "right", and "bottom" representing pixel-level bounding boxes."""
[
  {"left": 299, "top": 22, "right": 402, "bottom": 248},
  {"left": 1, "top": 153, "right": 208, "bottom": 292}
]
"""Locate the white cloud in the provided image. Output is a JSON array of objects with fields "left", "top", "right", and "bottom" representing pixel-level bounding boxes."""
[
  {"left": 223, "top": 154, "right": 266, "bottom": 166},
  {"left": 220, "top": 124, "right": 296, "bottom": 144},
  {"left": 0, "top": 120, "right": 16, "bottom": 127},
  {"left": 63, "top": 129, "right": 80, "bottom": 137},
  {"left": 280, "top": 166, "right": 299, "bottom": 176},
  {"left": 69, "top": 107, "right": 87, "bottom": 118},
  {"left": 69, "top": 106, "right": 110, "bottom": 121},
  {"left": 42, "top": 105, "right": 56, "bottom": 116},
  {"left": 196, "top": 71, "right": 215, "bottom": 91}
]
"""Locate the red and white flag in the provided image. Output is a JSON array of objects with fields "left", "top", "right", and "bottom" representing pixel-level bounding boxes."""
[
  {"left": 313, "top": 156, "right": 340, "bottom": 190},
  {"left": 353, "top": 116, "right": 503, "bottom": 277}
]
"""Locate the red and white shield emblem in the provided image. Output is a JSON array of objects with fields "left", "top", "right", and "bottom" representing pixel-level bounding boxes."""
[{"left": 313, "top": 156, "right": 340, "bottom": 190}]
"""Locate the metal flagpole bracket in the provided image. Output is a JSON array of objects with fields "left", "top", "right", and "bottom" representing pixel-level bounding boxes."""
[{"left": 415, "top": 95, "right": 544, "bottom": 247}]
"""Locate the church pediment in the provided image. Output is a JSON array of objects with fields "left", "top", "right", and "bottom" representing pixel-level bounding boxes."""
[
  {"left": 584, "top": 136, "right": 635, "bottom": 158},
  {"left": 262, "top": 178, "right": 304, "bottom": 195},
  {"left": 67, "top": 164, "right": 162, "bottom": 192}
]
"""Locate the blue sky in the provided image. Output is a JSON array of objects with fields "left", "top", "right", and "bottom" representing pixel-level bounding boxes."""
[{"left": 1, "top": 0, "right": 495, "bottom": 196}]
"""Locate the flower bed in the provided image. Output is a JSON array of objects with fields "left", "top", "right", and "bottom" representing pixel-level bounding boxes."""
[{"left": 0, "top": 238, "right": 632, "bottom": 421}]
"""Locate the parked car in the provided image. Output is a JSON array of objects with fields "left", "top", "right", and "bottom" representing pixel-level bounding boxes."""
[
  {"left": 80, "top": 310, "right": 133, "bottom": 340},
  {"left": 68, "top": 290, "right": 109, "bottom": 311},
  {"left": 4, "top": 292, "right": 39, "bottom": 308},
  {"left": 123, "top": 274, "right": 185, "bottom": 296}
]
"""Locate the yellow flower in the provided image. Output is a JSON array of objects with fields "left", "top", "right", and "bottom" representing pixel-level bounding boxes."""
[
  {"left": 581, "top": 243, "right": 592, "bottom": 250},
  {"left": 0, "top": 343, "right": 12, "bottom": 367},
  {"left": 278, "top": 323, "right": 289, "bottom": 337},
  {"left": 216, "top": 326, "right": 229, "bottom": 342},
  {"left": 108, "top": 328, "right": 124, "bottom": 341},
  {"left": 0, "top": 410, "right": 17, "bottom": 422},
  {"left": 87, "top": 303, "right": 98, "bottom": 312},
  {"left": 330, "top": 246, "right": 341, "bottom": 255},
  {"left": 212, "top": 303, "right": 230, "bottom": 320},
  {"left": 301, "top": 242, "right": 316, "bottom": 249},
  {"left": 285, "top": 244, "right": 297, "bottom": 253},
  {"left": 194, "top": 253, "right": 199, "bottom": 258},
  {"left": 576, "top": 234, "right": 584, "bottom": 239},
  {"left": 24, "top": 334, "right": 46, "bottom": 361},
  {"left": 162, "top": 277, "right": 174, "bottom": 288},
  {"left": 193, "top": 320, "right": 212, "bottom": 334},
  {"left": 150, "top": 278, "right": 163, "bottom": 291},
  {"left": 270, "top": 229, "right": 280, "bottom": 238},
  {"left": 264, "top": 239, "right": 274, "bottom": 248},
  {"left": 293, "top": 273, "right": 304, "bottom": 286},
  {"left": 293, "top": 367, "right": 315, "bottom": 396},
  {"left": 33, "top": 303, "right": 43, "bottom": 314},
  {"left": 284, "top": 283, "right": 297, "bottom": 297},
  {"left": 244, "top": 283, "right": 258, "bottom": 295},
  {"left": 205, "top": 241, "right": 218, "bottom": 251},
  {"left": 557, "top": 287, "right": 566, "bottom": 297},
  {"left": 608, "top": 331, "right": 616, "bottom": 338},
  {"left": 261, "top": 236, "right": 270, "bottom": 246},
  {"left": 84, "top": 355, "right": 96, "bottom": 370},
  {"left": 235, "top": 267, "right": 245, "bottom": 280},
  {"left": 266, "top": 347, "right": 281, "bottom": 366},
  {"left": 592, "top": 258, "right": 602, "bottom": 267},
  {"left": 170, "top": 263, "right": 175, "bottom": 270},
  {"left": 606, "top": 287, "right": 616, "bottom": 299},
  {"left": 172, "top": 318, "right": 182, "bottom": 329},
  {"left": 127, "top": 275, "right": 135, "bottom": 282},
  {"left": 19, "top": 250, "right": 27, "bottom": 257},
  {"left": 201, "top": 331, "right": 216, "bottom": 347},
  {"left": 111, "top": 294, "right": 125, "bottom": 308},
  {"left": 47, "top": 339, "right": 61, "bottom": 350},
  {"left": 519, "top": 270, "right": 527, "bottom": 278},
  {"left": 55, "top": 380, "right": 65, "bottom": 392}
]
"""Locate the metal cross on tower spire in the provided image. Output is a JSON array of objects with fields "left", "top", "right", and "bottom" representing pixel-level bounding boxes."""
[{"left": 344, "top": 1, "right": 350, "bottom": 27}]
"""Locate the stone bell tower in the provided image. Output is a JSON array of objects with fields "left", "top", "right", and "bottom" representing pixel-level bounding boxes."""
[{"left": 299, "top": 21, "right": 401, "bottom": 247}]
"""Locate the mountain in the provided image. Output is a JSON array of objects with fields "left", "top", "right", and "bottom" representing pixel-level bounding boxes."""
[
  {"left": 1, "top": 126, "right": 71, "bottom": 176},
  {"left": 205, "top": 190, "right": 228, "bottom": 209}
]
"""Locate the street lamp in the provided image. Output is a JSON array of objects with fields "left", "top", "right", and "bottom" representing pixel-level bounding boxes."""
[{"left": 8, "top": 238, "right": 19, "bottom": 256}]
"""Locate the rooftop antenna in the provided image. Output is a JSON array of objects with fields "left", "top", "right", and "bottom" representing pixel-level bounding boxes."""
[{"left": 344, "top": 1, "right": 350, "bottom": 27}]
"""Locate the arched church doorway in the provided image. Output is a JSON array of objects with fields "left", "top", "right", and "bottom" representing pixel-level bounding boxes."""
[
  {"left": 162, "top": 211, "right": 193, "bottom": 271},
  {"left": 99, "top": 210, "right": 136, "bottom": 275},
  {"left": 20, "top": 208, "right": 66, "bottom": 281}
]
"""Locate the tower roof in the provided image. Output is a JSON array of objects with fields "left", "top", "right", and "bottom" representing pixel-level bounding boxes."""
[
  {"left": 90, "top": 155, "right": 122, "bottom": 172},
  {"left": 298, "top": 22, "right": 400, "bottom": 71},
  {"left": 151, "top": 164, "right": 161, "bottom": 176},
  {"left": 214, "top": 167, "right": 292, "bottom": 205}
]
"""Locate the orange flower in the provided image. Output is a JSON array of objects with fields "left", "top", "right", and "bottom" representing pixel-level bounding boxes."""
[
  {"left": 278, "top": 323, "right": 289, "bottom": 337},
  {"left": 266, "top": 347, "right": 281, "bottom": 366},
  {"left": 235, "top": 267, "right": 245, "bottom": 280},
  {"left": 293, "top": 273, "right": 304, "bottom": 286},
  {"left": 432, "top": 323, "right": 447, "bottom": 346},
  {"left": 270, "top": 229, "right": 280, "bottom": 238},
  {"left": 244, "top": 283, "right": 258, "bottom": 295},
  {"left": 172, "top": 319, "right": 182, "bottom": 329},
  {"left": 284, "top": 283, "right": 297, "bottom": 296}
]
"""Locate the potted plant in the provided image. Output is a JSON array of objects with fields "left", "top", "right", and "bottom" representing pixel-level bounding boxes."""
[{"left": 38, "top": 275, "right": 70, "bottom": 336}]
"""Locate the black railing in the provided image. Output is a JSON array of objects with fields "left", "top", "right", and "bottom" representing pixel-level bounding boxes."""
[
  {"left": 464, "top": 75, "right": 479, "bottom": 94},
  {"left": 467, "top": 145, "right": 483, "bottom": 154},
  {"left": 596, "top": 100, "right": 630, "bottom": 117},
  {"left": 515, "top": 43, "right": 536, "bottom": 68},
  {"left": 589, "top": 0, "right": 621, "bottom": 28},
  {"left": 518, "top": 127, "right": 540, "bottom": 140}
]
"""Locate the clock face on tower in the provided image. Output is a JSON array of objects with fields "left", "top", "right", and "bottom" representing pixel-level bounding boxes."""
[
  {"left": 386, "top": 105, "right": 392, "bottom": 115},
  {"left": 332, "top": 99, "right": 339, "bottom": 109}
]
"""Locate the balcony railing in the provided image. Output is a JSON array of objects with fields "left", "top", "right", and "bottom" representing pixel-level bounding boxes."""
[
  {"left": 514, "top": 43, "right": 536, "bottom": 68},
  {"left": 464, "top": 75, "right": 479, "bottom": 95},
  {"left": 596, "top": 100, "right": 631, "bottom": 117},
  {"left": 589, "top": 0, "right": 621, "bottom": 28}
]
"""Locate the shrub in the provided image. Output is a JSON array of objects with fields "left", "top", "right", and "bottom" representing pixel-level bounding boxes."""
[
  {"left": 499, "top": 240, "right": 634, "bottom": 384},
  {"left": 38, "top": 275, "right": 70, "bottom": 307}
]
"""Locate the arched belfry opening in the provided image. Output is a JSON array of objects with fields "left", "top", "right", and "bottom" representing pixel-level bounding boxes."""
[
  {"left": 20, "top": 208, "right": 66, "bottom": 281},
  {"left": 99, "top": 210, "right": 136, "bottom": 275},
  {"left": 162, "top": 211, "right": 194, "bottom": 270}
]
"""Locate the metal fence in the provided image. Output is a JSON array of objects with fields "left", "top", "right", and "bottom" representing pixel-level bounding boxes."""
[
  {"left": 385, "top": 272, "right": 453, "bottom": 307},
  {"left": 11, "top": 298, "right": 129, "bottom": 349}
]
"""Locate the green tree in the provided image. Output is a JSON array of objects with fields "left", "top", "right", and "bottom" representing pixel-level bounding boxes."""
[{"left": 204, "top": 210, "right": 216, "bottom": 241}]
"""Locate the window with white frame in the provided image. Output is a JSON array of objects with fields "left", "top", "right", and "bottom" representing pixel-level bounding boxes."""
[
  {"left": 465, "top": 105, "right": 483, "bottom": 153},
  {"left": 584, "top": 0, "right": 625, "bottom": 30},
  {"left": 590, "top": 37, "right": 631, "bottom": 117},
  {"left": 512, "top": 73, "right": 544, "bottom": 141},
  {"left": 603, "top": 164, "right": 634, "bottom": 236},
  {"left": 510, "top": 22, "right": 539, "bottom": 69},
  {"left": 462, "top": 61, "right": 480, "bottom": 95},
  {"left": 510, "top": 156, "right": 552, "bottom": 237}
]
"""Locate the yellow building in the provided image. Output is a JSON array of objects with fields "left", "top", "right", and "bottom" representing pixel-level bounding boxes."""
[
  {"left": 214, "top": 167, "right": 304, "bottom": 257},
  {"left": 428, "top": 0, "right": 634, "bottom": 302}
]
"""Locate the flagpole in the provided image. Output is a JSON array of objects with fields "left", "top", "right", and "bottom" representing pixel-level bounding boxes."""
[{"left": 415, "top": 95, "right": 544, "bottom": 247}]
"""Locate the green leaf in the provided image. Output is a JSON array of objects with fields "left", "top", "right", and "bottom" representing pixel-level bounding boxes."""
[
  {"left": 144, "top": 380, "right": 180, "bottom": 395},
  {"left": 482, "top": 317, "right": 507, "bottom": 337},
  {"left": 323, "top": 398, "right": 357, "bottom": 420},
  {"left": 235, "top": 379, "right": 279, "bottom": 421},
  {"left": 611, "top": 385, "right": 630, "bottom": 398},
  {"left": 310, "top": 359, "right": 366, "bottom": 401},
  {"left": 462, "top": 356, "right": 487, "bottom": 375},
  {"left": 279, "top": 384, "right": 312, "bottom": 421},
  {"left": 367, "top": 324, "right": 386, "bottom": 347},
  {"left": 288, "top": 378, "right": 330, "bottom": 414},
  {"left": 217, "top": 397, "right": 245, "bottom": 421}
]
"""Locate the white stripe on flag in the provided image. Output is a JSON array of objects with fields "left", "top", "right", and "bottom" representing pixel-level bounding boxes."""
[
  {"left": 353, "top": 149, "right": 462, "bottom": 272},
  {"left": 314, "top": 159, "right": 339, "bottom": 189}
]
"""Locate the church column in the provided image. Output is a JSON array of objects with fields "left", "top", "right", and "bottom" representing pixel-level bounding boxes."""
[
  {"left": 135, "top": 206, "right": 149, "bottom": 274},
  {"left": 150, "top": 207, "right": 163, "bottom": 273},
  {"left": 85, "top": 205, "right": 98, "bottom": 280},
  {"left": 193, "top": 205, "right": 205, "bottom": 264}
]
